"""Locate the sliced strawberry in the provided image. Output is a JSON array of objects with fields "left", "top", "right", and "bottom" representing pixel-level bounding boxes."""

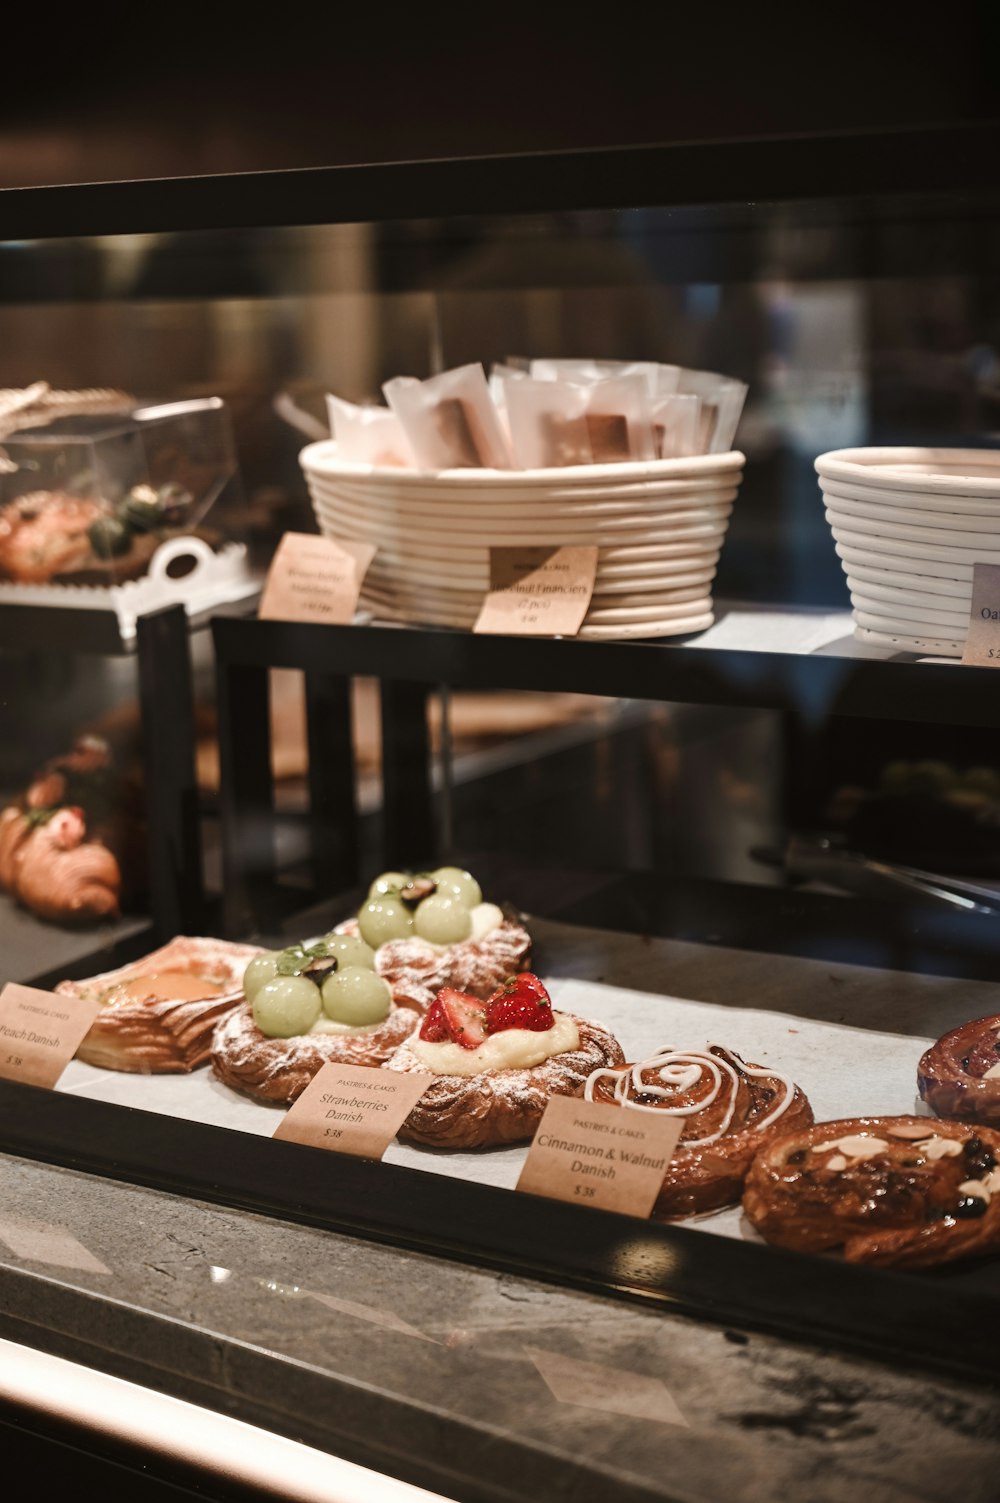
[
  {"left": 418, "top": 998, "right": 450, "bottom": 1043},
  {"left": 486, "top": 972, "right": 554, "bottom": 1034},
  {"left": 435, "top": 987, "right": 488, "bottom": 1049}
]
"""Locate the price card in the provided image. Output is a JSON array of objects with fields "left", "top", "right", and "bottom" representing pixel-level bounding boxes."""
[
  {"left": 516, "top": 1094, "right": 682, "bottom": 1218},
  {"left": 272, "top": 1062, "right": 430, "bottom": 1158},
  {"left": 258, "top": 532, "right": 376, "bottom": 625},
  {"left": 473, "top": 545, "right": 598, "bottom": 637},
  {"left": 961, "top": 563, "right": 1000, "bottom": 666},
  {"left": 0, "top": 983, "right": 102, "bottom": 1089}
]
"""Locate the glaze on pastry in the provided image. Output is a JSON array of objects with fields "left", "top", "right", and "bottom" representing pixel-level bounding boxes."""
[
  {"left": 210, "top": 933, "right": 423, "bottom": 1104},
  {"left": 385, "top": 973, "right": 625, "bottom": 1148},
  {"left": 57, "top": 935, "right": 265, "bottom": 1073},
  {"left": 584, "top": 1044, "right": 814, "bottom": 1218},
  {"left": 918, "top": 1015, "right": 1000, "bottom": 1125},
  {"left": 742, "top": 1115, "right": 1000, "bottom": 1269}
]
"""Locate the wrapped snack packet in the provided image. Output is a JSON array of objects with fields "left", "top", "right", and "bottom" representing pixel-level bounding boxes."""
[
  {"left": 326, "top": 395, "right": 414, "bottom": 467},
  {"left": 531, "top": 358, "right": 665, "bottom": 399},
  {"left": 503, "top": 371, "right": 656, "bottom": 468},
  {"left": 488, "top": 362, "right": 530, "bottom": 436},
  {"left": 651, "top": 392, "right": 700, "bottom": 458},
  {"left": 676, "top": 368, "right": 749, "bottom": 454},
  {"left": 502, "top": 375, "right": 592, "bottom": 467},
  {"left": 383, "top": 364, "right": 512, "bottom": 469}
]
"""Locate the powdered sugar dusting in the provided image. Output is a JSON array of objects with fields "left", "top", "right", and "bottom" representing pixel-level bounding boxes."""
[
  {"left": 337, "top": 916, "right": 532, "bottom": 1011},
  {"left": 211, "top": 1001, "right": 419, "bottom": 1104}
]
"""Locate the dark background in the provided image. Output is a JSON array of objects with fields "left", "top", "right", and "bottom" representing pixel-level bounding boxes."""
[{"left": 0, "top": 4, "right": 997, "bottom": 188}]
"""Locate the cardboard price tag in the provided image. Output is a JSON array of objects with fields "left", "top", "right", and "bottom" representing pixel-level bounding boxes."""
[
  {"left": 0, "top": 983, "right": 102, "bottom": 1089},
  {"left": 516, "top": 1093, "right": 682, "bottom": 1218},
  {"left": 474, "top": 545, "right": 598, "bottom": 637},
  {"left": 272, "top": 1062, "right": 430, "bottom": 1158},
  {"left": 258, "top": 532, "right": 375, "bottom": 625},
  {"left": 961, "top": 562, "right": 1000, "bottom": 667}
]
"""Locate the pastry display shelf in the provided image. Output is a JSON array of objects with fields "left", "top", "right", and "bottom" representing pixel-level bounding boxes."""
[
  {"left": 1, "top": 911, "right": 999, "bottom": 1389},
  {"left": 211, "top": 602, "right": 999, "bottom": 940}
]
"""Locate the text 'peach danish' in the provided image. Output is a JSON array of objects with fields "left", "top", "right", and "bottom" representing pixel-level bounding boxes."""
[
  {"left": 346, "top": 865, "right": 532, "bottom": 1010},
  {"left": 210, "top": 933, "right": 420, "bottom": 1104},
  {"left": 583, "top": 1044, "right": 813, "bottom": 1218},
  {"left": 742, "top": 1115, "right": 1000, "bottom": 1269},
  {"left": 918, "top": 1015, "right": 1000, "bottom": 1125},
  {"left": 385, "top": 973, "right": 625, "bottom": 1149},
  {"left": 57, "top": 935, "right": 266, "bottom": 1073}
]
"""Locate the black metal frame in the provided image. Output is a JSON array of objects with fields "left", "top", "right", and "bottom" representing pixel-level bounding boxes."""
[
  {"left": 1, "top": 123, "right": 998, "bottom": 242},
  {"left": 210, "top": 613, "right": 1000, "bottom": 932},
  {"left": 4, "top": 119, "right": 1000, "bottom": 1393},
  {"left": 0, "top": 1075, "right": 996, "bottom": 1387}
]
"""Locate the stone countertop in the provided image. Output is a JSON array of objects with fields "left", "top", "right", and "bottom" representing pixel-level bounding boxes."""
[{"left": 1, "top": 1151, "right": 998, "bottom": 1503}]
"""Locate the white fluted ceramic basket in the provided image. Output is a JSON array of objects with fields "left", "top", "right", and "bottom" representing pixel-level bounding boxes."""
[
  {"left": 815, "top": 446, "right": 1000, "bottom": 655},
  {"left": 300, "top": 442, "right": 745, "bottom": 639}
]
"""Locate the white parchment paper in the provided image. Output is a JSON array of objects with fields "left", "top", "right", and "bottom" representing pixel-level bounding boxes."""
[{"left": 54, "top": 963, "right": 935, "bottom": 1245}]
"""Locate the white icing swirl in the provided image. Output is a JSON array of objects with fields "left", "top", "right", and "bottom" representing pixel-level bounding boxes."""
[{"left": 584, "top": 1044, "right": 794, "bottom": 1145}]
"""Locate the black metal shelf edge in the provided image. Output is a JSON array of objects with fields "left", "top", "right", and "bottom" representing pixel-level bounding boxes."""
[
  {"left": 2, "top": 124, "right": 999, "bottom": 241},
  {"left": 212, "top": 614, "right": 1000, "bottom": 729},
  {"left": 0, "top": 1080, "right": 995, "bottom": 1387}
]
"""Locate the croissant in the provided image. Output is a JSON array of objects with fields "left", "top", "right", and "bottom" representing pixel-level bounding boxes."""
[
  {"left": 584, "top": 1044, "right": 814, "bottom": 1219},
  {"left": 742, "top": 1115, "right": 1000, "bottom": 1269},
  {"left": 12, "top": 812, "right": 120, "bottom": 923},
  {"left": 918, "top": 1015, "right": 1000, "bottom": 1125},
  {"left": 0, "top": 734, "right": 144, "bottom": 925},
  {"left": 0, "top": 807, "right": 30, "bottom": 891}
]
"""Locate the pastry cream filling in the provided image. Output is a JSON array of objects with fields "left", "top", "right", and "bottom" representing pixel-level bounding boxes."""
[{"left": 409, "top": 1011, "right": 579, "bottom": 1076}]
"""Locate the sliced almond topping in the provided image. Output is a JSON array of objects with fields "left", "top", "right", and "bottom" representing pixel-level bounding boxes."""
[
  {"left": 983, "top": 1168, "right": 1000, "bottom": 1195},
  {"left": 888, "top": 1122, "right": 938, "bottom": 1140},
  {"left": 916, "top": 1137, "right": 964, "bottom": 1160},
  {"left": 825, "top": 1154, "right": 848, "bottom": 1171},
  {"left": 958, "top": 1180, "right": 992, "bottom": 1203},
  {"left": 832, "top": 1134, "right": 888, "bottom": 1158},
  {"left": 983, "top": 1062, "right": 1000, "bottom": 1081},
  {"left": 810, "top": 1139, "right": 842, "bottom": 1154}
]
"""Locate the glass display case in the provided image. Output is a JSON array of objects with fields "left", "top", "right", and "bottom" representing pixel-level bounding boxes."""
[{"left": 2, "top": 121, "right": 1000, "bottom": 1415}]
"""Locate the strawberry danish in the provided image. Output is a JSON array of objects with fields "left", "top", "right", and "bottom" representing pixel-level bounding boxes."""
[
  {"left": 918, "top": 1015, "right": 1000, "bottom": 1126},
  {"left": 583, "top": 1044, "right": 813, "bottom": 1218},
  {"left": 743, "top": 1115, "right": 1000, "bottom": 1269},
  {"left": 385, "top": 973, "right": 625, "bottom": 1148}
]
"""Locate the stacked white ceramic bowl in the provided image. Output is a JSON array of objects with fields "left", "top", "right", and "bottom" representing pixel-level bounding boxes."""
[
  {"left": 815, "top": 447, "right": 1000, "bottom": 656},
  {"left": 300, "top": 442, "right": 746, "bottom": 639}
]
